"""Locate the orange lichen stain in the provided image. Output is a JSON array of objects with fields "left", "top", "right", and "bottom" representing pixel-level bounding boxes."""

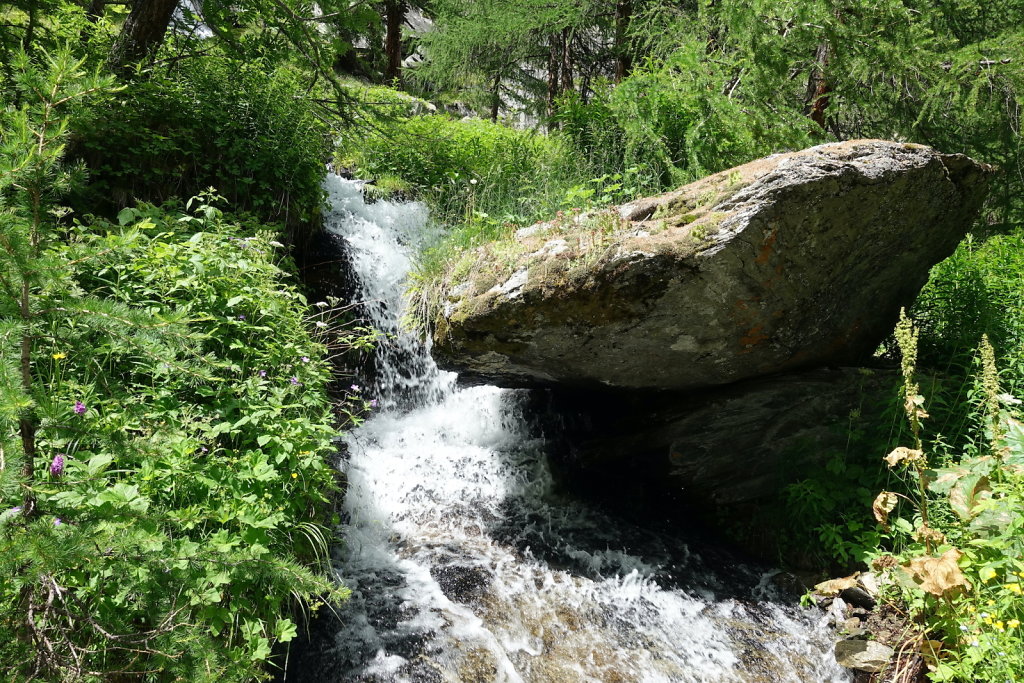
[
  {"left": 739, "top": 325, "right": 769, "bottom": 351},
  {"left": 755, "top": 228, "right": 778, "bottom": 265}
]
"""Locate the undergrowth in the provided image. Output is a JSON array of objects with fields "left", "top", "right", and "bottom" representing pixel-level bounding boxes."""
[{"left": 0, "top": 48, "right": 370, "bottom": 681}]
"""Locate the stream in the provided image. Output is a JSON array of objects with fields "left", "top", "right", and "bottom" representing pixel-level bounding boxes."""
[{"left": 311, "top": 174, "right": 850, "bottom": 682}]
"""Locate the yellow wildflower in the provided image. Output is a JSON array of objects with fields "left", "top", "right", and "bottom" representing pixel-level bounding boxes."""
[
  {"left": 291, "top": 473, "right": 298, "bottom": 479},
  {"left": 1009, "top": 619, "right": 1021, "bottom": 629},
  {"left": 1005, "top": 582, "right": 1022, "bottom": 595},
  {"left": 995, "top": 621, "right": 1005, "bottom": 631},
  {"left": 52, "top": 352, "right": 66, "bottom": 360}
]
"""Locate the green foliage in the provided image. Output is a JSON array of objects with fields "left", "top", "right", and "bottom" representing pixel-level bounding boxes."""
[
  {"left": 1, "top": 202, "right": 366, "bottom": 680},
  {"left": 865, "top": 321, "right": 1024, "bottom": 682},
  {"left": 340, "top": 112, "right": 577, "bottom": 222},
  {"left": 0, "top": 48, "right": 368, "bottom": 680},
  {"left": 69, "top": 56, "right": 333, "bottom": 231},
  {"left": 556, "top": 44, "right": 816, "bottom": 187},
  {"left": 914, "top": 231, "right": 1024, "bottom": 396}
]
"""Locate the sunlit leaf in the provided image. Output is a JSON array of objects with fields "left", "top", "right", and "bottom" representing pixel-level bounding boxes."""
[{"left": 901, "top": 548, "right": 970, "bottom": 598}]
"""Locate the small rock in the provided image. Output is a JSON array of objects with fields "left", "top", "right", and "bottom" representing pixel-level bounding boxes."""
[
  {"left": 835, "top": 639, "right": 895, "bottom": 673},
  {"left": 859, "top": 571, "right": 881, "bottom": 599},
  {"left": 828, "top": 596, "right": 848, "bottom": 625},
  {"left": 840, "top": 586, "right": 877, "bottom": 610}
]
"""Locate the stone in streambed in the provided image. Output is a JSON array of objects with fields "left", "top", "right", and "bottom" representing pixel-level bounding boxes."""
[
  {"left": 430, "top": 140, "right": 991, "bottom": 390},
  {"left": 835, "top": 639, "right": 895, "bottom": 673}
]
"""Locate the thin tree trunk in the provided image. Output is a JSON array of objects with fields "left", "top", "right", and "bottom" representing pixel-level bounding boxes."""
[
  {"left": 107, "top": 0, "right": 179, "bottom": 75},
  {"left": 19, "top": 190, "right": 39, "bottom": 515},
  {"left": 80, "top": 0, "right": 107, "bottom": 45},
  {"left": 85, "top": 0, "right": 106, "bottom": 23},
  {"left": 384, "top": 0, "right": 405, "bottom": 84},
  {"left": 805, "top": 42, "right": 831, "bottom": 130},
  {"left": 560, "top": 27, "right": 574, "bottom": 93},
  {"left": 614, "top": 0, "right": 632, "bottom": 82},
  {"left": 22, "top": 0, "right": 37, "bottom": 51},
  {"left": 489, "top": 72, "right": 501, "bottom": 122},
  {"left": 547, "top": 35, "right": 560, "bottom": 120}
]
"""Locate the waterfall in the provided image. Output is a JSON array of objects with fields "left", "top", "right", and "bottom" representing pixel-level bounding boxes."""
[{"left": 318, "top": 174, "right": 849, "bottom": 682}]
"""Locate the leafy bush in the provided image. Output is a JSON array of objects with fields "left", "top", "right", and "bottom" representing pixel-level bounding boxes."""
[
  {"left": 0, "top": 200, "right": 371, "bottom": 680},
  {"left": 861, "top": 318, "right": 1024, "bottom": 682},
  {"left": 556, "top": 42, "right": 816, "bottom": 188},
  {"left": 0, "top": 44, "right": 368, "bottom": 683},
  {"left": 339, "top": 112, "right": 580, "bottom": 223},
  {"left": 69, "top": 56, "right": 333, "bottom": 231},
  {"left": 914, "top": 230, "right": 1024, "bottom": 396}
]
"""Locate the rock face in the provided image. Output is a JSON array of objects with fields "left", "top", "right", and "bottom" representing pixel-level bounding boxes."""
[
  {"left": 537, "top": 366, "right": 901, "bottom": 512},
  {"left": 430, "top": 140, "right": 991, "bottom": 390}
]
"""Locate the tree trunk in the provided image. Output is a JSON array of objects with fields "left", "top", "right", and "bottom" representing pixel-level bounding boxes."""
[
  {"left": 805, "top": 42, "right": 832, "bottom": 130},
  {"left": 85, "top": 0, "right": 107, "bottom": 23},
  {"left": 107, "top": 0, "right": 179, "bottom": 75},
  {"left": 560, "top": 27, "right": 574, "bottom": 93},
  {"left": 547, "top": 35, "right": 560, "bottom": 120},
  {"left": 614, "top": 0, "right": 632, "bottom": 81},
  {"left": 489, "top": 72, "right": 501, "bottom": 122},
  {"left": 384, "top": 0, "right": 405, "bottom": 84},
  {"left": 22, "top": 0, "right": 37, "bottom": 51}
]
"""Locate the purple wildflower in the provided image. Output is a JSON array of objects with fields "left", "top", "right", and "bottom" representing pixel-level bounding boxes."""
[
  {"left": 8, "top": 506, "right": 22, "bottom": 515},
  {"left": 73, "top": 401, "right": 86, "bottom": 415},
  {"left": 259, "top": 370, "right": 267, "bottom": 377},
  {"left": 50, "top": 454, "right": 65, "bottom": 477},
  {"left": 53, "top": 518, "right": 62, "bottom": 527},
  {"left": 301, "top": 356, "right": 310, "bottom": 363},
  {"left": 369, "top": 398, "right": 379, "bottom": 408},
  {"left": 201, "top": 446, "right": 209, "bottom": 454},
  {"left": 350, "top": 384, "right": 362, "bottom": 393},
  {"left": 290, "top": 376, "right": 301, "bottom": 385},
  {"left": 238, "top": 314, "right": 246, "bottom": 320}
]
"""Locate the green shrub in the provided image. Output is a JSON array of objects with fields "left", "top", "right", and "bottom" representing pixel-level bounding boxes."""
[
  {"left": 339, "top": 112, "right": 579, "bottom": 222},
  {"left": 69, "top": 56, "right": 333, "bottom": 232},
  {"left": 914, "top": 230, "right": 1024, "bottom": 393},
  {"left": 556, "top": 43, "right": 816, "bottom": 188},
  {"left": 0, "top": 200, "right": 370, "bottom": 680},
  {"left": 863, "top": 322, "right": 1024, "bottom": 683}
]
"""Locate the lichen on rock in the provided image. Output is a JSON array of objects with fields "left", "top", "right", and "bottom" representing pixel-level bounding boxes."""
[{"left": 429, "top": 140, "right": 992, "bottom": 391}]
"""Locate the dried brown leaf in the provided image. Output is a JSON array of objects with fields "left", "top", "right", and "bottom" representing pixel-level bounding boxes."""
[
  {"left": 814, "top": 574, "right": 859, "bottom": 597},
  {"left": 884, "top": 446, "right": 924, "bottom": 468},
  {"left": 872, "top": 491, "right": 899, "bottom": 530},
  {"left": 920, "top": 639, "right": 944, "bottom": 671},
  {"left": 914, "top": 524, "right": 946, "bottom": 546},
  {"left": 902, "top": 548, "right": 970, "bottom": 598}
]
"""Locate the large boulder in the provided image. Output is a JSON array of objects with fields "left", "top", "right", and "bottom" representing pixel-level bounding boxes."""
[{"left": 429, "top": 140, "right": 991, "bottom": 390}]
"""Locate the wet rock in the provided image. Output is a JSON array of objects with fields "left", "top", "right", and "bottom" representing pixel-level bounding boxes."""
[
  {"left": 841, "top": 618, "right": 867, "bottom": 638},
  {"left": 828, "top": 596, "right": 849, "bottom": 626},
  {"left": 835, "top": 639, "right": 895, "bottom": 673},
  {"left": 430, "top": 140, "right": 991, "bottom": 391},
  {"left": 429, "top": 564, "right": 491, "bottom": 604},
  {"left": 540, "top": 366, "right": 901, "bottom": 508},
  {"left": 840, "top": 585, "right": 877, "bottom": 610}
]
